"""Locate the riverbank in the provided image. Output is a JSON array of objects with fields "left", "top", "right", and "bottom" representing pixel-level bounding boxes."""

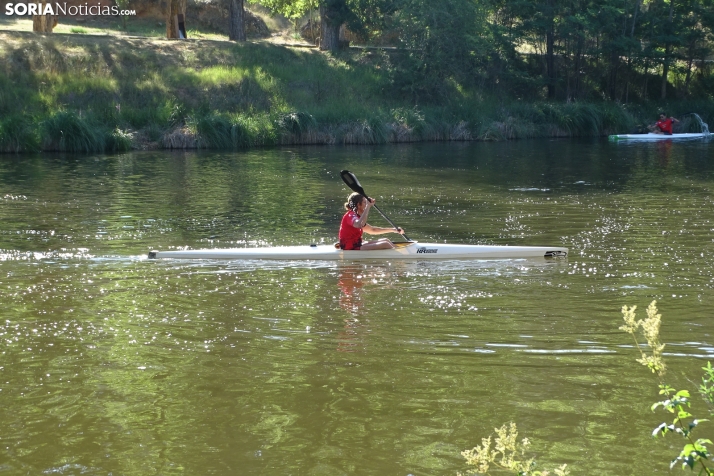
[{"left": 1, "top": 30, "right": 712, "bottom": 153}]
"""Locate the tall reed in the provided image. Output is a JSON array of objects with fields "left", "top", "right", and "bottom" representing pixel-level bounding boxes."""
[
  {"left": 0, "top": 114, "right": 40, "bottom": 153},
  {"left": 41, "top": 111, "right": 106, "bottom": 153}
]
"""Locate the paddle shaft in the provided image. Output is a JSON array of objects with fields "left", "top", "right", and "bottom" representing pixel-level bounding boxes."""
[
  {"left": 340, "top": 170, "right": 411, "bottom": 242},
  {"left": 367, "top": 203, "right": 411, "bottom": 242}
]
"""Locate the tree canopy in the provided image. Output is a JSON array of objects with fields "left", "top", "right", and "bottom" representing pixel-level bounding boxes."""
[{"left": 246, "top": 0, "right": 714, "bottom": 101}]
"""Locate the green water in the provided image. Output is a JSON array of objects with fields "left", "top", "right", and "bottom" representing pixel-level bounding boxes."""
[{"left": 1, "top": 140, "right": 713, "bottom": 475}]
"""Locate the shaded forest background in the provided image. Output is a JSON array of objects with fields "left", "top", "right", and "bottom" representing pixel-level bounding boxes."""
[
  {"left": 0, "top": 0, "right": 713, "bottom": 153},
  {"left": 272, "top": 0, "right": 714, "bottom": 103}
]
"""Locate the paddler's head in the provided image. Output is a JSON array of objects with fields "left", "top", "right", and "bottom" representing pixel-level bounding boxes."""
[{"left": 345, "top": 192, "right": 366, "bottom": 213}]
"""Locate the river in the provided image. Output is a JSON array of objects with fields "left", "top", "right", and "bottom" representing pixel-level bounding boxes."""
[{"left": 1, "top": 139, "right": 713, "bottom": 475}]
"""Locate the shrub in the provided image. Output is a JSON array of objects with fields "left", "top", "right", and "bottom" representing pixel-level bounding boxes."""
[
  {"left": 0, "top": 115, "right": 40, "bottom": 153},
  {"left": 192, "top": 113, "right": 233, "bottom": 149},
  {"left": 276, "top": 111, "right": 317, "bottom": 136},
  {"left": 41, "top": 111, "right": 106, "bottom": 153},
  {"left": 106, "top": 128, "right": 133, "bottom": 152}
]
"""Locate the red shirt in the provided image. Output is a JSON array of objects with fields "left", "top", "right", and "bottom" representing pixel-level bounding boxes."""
[
  {"left": 655, "top": 118, "right": 675, "bottom": 134},
  {"left": 339, "top": 210, "right": 363, "bottom": 250}
]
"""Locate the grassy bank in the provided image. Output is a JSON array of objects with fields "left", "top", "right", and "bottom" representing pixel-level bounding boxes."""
[{"left": 1, "top": 30, "right": 713, "bottom": 153}]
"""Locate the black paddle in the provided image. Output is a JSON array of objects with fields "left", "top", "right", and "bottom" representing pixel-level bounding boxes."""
[{"left": 340, "top": 170, "right": 411, "bottom": 242}]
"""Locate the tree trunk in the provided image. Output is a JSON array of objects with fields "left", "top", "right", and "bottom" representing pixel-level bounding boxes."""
[
  {"left": 661, "top": 47, "right": 671, "bottom": 99},
  {"left": 545, "top": 0, "right": 555, "bottom": 99},
  {"left": 166, "top": 0, "right": 187, "bottom": 39},
  {"left": 625, "top": 57, "right": 632, "bottom": 103},
  {"left": 625, "top": 0, "right": 641, "bottom": 104},
  {"left": 319, "top": 3, "right": 342, "bottom": 52},
  {"left": 683, "top": 40, "right": 695, "bottom": 96},
  {"left": 609, "top": 50, "right": 619, "bottom": 100},
  {"left": 32, "top": 2, "right": 57, "bottom": 33},
  {"left": 630, "top": 0, "right": 640, "bottom": 37},
  {"left": 660, "top": 0, "right": 675, "bottom": 99},
  {"left": 573, "top": 38, "right": 582, "bottom": 100},
  {"left": 228, "top": 0, "right": 246, "bottom": 42},
  {"left": 546, "top": 30, "right": 555, "bottom": 98}
]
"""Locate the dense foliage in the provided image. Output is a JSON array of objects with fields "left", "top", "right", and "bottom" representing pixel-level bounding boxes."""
[
  {"left": 253, "top": 0, "right": 714, "bottom": 102},
  {"left": 484, "top": 0, "right": 714, "bottom": 102}
]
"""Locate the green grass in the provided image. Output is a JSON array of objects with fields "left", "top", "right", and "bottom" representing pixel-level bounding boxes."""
[{"left": 0, "top": 30, "right": 712, "bottom": 153}]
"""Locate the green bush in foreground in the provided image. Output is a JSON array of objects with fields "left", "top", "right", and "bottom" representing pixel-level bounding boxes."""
[
  {"left": 621, "top": 302, "right": 714, "bottom": 474},
  {"left": 460, "top": 302, "right": 714, "bottom": 476}
]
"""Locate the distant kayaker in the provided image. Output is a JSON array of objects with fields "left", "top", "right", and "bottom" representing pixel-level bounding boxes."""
[
  {"left": 339, "top": 192, "right": 405, "bottom": 250},
  {"left": 649, "top": 113, "right": 679, "bottom": 135}
]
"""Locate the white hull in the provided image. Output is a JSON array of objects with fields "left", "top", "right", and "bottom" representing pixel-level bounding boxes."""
[
  {"left": 609, "top": 132, "right": 710, "bottom": 141},
  {"left": 148, "top": 242, "right": 568, "bottom": 260}
]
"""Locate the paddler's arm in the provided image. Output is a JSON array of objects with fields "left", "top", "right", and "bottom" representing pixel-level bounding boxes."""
[
  {"left": 352, "top": 198, "right": 375, "bottom": 229},
  {"left": 352, "top": 199, "right": 406, "bottom": 235},
  {"left": 363, "top": 224, "right": 405, "bottom": 235}
]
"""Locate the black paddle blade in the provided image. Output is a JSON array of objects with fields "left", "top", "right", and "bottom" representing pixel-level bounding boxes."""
[
  {"left": 340, "top": 170, "right": 367, "bottom": 197},
  {"left": 339, "top": 169, "right": 411, "bottom": 242}
]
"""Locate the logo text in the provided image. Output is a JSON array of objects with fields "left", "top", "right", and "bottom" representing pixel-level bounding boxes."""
[{"left": 4, "top": 3, "right": 136, "bottom": 16}]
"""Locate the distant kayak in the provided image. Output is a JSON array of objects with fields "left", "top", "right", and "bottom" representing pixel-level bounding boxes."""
[
  {"left": 609, "top": 132, "right": 711, "bottom": 141},
  {"left": 147, "top": 241, "right": 568, "bottom": 260}
]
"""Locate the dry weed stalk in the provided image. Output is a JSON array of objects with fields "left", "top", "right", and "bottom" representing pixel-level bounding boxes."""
[
  {"left": 619, "top": 300, "right": 666, "bottom": 377},
  {"left": 460, "top": 422, "right": 569, "bottom": 476}
]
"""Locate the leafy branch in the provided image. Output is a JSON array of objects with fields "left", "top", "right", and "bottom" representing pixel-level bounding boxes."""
[{"left": 651, "top": 385, "right": 713, "bottom": 473}]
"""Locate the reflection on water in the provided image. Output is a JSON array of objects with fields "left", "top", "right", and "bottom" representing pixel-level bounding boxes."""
[
  {"left": 337, "top": 266, "right": 366, "bottom": 353},
  {"left": 338, "top": 265, "right": 366, "bottom": 316},
  {"left": 655, "top": 139, "right": 673, "bottom": 166},
  {"left": 0, "top": 140, "right": 713, "bottom": 475}
]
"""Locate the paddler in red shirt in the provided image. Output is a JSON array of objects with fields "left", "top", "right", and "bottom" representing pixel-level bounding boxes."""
[
  {"left": 649, "top": 113, "right": 679, "bottom": 135},
  {"left": 339, "top": 192, "right": 405, "bottom": 250}
]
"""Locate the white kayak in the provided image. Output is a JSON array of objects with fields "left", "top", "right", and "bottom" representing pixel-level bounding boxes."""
[
  {"left": 148, "top": 241, "right": 568, "bottom": 260},
  {"left": 608, "top": 132, "right": 710, "bottom": 141}
]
